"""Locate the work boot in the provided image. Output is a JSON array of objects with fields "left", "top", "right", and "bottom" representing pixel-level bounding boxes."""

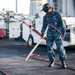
[
  {"left": 48, "top": 61, "right": 55, "bottom": 67},
  {"left": 61, "top": 60, "right": 67, "bottom": 69}
]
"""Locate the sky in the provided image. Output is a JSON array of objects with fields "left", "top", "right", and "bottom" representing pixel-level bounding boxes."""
[{"left": 0, "top": 0, "right": 30, "bottom": 14}]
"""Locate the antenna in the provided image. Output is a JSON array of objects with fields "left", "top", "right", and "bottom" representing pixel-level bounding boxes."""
[{"left": 16, "top": 0, "right": 18, "bottom": 13}]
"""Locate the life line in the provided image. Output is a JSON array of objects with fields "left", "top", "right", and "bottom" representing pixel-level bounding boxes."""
[
  {"left": 22, "top": 20, "right": 63, "bottom": 40},
  {"left": 48, "top": 24, "right": 63, "bottom": 36}
]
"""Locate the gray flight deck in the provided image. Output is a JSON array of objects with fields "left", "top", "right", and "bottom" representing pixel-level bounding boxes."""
[{"left": 0, "top": 39, "right": 75, "bottom": 75}]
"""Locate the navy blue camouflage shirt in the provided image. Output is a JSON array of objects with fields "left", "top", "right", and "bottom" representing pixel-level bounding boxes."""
[{"left": 41, "top": 11, "right": 66, "bottom": 36}]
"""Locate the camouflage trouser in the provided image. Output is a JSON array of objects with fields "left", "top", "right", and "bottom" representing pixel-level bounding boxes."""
[{"left": 46, "top": 32, "right": 67, "bottom": 62}]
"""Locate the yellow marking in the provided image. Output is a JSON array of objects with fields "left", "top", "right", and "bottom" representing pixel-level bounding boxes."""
[
  {"left": 70, "top": 38, "right": 72, "bottom": 43},
  {"left": 70, "top": 28, "right": 73, "bottom": 32},
  {"left": 70, "top": 38, "right": 75, "bottom": 45},
  {"left": 30, "top": 0, "right": 42, "bottom": 4}
]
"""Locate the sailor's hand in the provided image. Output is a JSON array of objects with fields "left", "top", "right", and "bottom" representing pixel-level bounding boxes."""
[{"left": 41, "top": 33, "right": 44, "bottom": 38}]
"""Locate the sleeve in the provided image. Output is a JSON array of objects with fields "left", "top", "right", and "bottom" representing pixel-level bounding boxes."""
[
  {"left": 41, "top": 16, "right": 47, "bottom": 36},
  {"left": 57, "top": 13, "right": 66, "bottom": 36}
]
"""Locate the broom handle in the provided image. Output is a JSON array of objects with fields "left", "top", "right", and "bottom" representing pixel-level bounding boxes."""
[{"left": 25, "top": 38, "right": 43, "bottom": 61}]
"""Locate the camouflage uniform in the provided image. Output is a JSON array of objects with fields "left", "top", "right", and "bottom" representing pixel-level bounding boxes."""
[{"left": 41, "top": 11, "right": 67, "bottom": 62}]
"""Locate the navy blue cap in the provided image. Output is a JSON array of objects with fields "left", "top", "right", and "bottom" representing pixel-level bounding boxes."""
[{"left": 41, "top": 3, "right": 49, "bottom": 12}]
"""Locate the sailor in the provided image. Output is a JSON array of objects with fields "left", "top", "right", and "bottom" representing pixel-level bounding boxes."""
[{"left": 41, "top": 3, "right": 67, "bottom": 68}]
